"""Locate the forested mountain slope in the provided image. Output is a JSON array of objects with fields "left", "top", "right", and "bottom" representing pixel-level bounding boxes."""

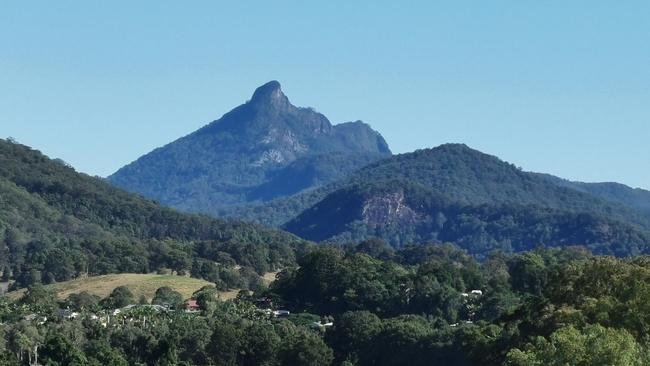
[
  {"left": 0, "top": 139, "right": 308, "bottom": 289},
  {"left": 229, "top": 144, "right": 650, "bottom": 255},
  {"left": 285, "top": 181, "right": 649, "bottom": 256},
  {"left": 226, "top": 145, "right": 650, "bottom": 226},
  {"left": 537, "top": 173, "right": 650, "bottom": 216}
]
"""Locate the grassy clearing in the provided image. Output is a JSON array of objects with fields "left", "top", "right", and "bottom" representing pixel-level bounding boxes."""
[
  {"left": 262, "top": 271, "right": 279, "bottom": 285},
  {"left": 6, "top": 273, "right": 213, "bottom": 301},
  {"left": 6, "top": 271, "right": 282, "bottom": 302}
]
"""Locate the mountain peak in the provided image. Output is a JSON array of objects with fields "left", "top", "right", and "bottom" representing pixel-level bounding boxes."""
[
  {"left": 109, "top": 80, "right": 391, "bottom": 212},
  {"left": 250, "top": 80, "right": 290, "bottom": 110}
]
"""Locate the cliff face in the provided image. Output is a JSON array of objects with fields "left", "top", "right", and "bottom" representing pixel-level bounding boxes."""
[{"left": 362, "top": 191, "right": 419, "bottom": 226}]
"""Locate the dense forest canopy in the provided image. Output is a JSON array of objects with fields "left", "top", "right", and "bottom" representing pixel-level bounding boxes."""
[
  {"left": 2, "top": 243, "right": 650, "bottom": 365},
  {"left": 285, "top": 180, "right": 650, "bottom": 256}
]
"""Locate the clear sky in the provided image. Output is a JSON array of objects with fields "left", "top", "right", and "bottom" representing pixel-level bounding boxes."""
[{"left": 1, "top": 1, "right": 649, "bottom": 189}]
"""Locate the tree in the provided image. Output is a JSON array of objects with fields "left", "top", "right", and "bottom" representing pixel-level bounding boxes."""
[
  {"left": 193, "top": 286, "right": 219, "bottom": 312},
  {"left": 138, "top": 294, "right": 149, "bottom": 305},
  {"left": 19, "top": 284, "right": 57, "bottom": 315},
  {"left": 354, "top": 238, "right": 395, "bottom": 260},
  {"left": 241, "top": 323, "right": 281, "bottom": 366},
  {"left": 280, "top": 329, "right": 334, "bottom": 366},
  {"left": 5, "top": 321, "right": 43, "bottom": 365},
  {"left": 508, "top": 252, "right": 548, "bottom": 296},
  {"left": 66, "top": 291, "right": 100, "bottom": 312},
  {"left": 325, "top": 311, "right": 381, "bottom": 364},
  {"left": 505, "top": 324, "right": 649, "bottom": 366},
  {"left": 40, "top": 334, "right": 88, "bottom": 366},
  {"left": 369, "top": 316, "right": 434, "bottom": 366},
  {"left": 152, "top": 286, "right": 184, "bottom": 309},
  {"left": 207, "top": 322, "right": 243, "bottom": 365},
  {"left": 0, "top": 324, "right": 6, "bottom": 354},
  {"left": 85, "top": 340, "right": 128, "bottom": 366},
  {"left": 101, "top": 286, "right": 134, "bottom": 309},
  {"left": 0, "top": 266, "right": 10, "bottom": 282}
]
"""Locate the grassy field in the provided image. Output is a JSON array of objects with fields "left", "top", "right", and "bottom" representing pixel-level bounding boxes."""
[
  {"left": 6, "top": 271, "right": 281, "bottom": 302},
  {"left": 7, "top": 273, "right": 214, "bottom": 301}
]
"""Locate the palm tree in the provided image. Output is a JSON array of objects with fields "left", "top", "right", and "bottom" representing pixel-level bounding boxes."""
[{"left": 6, "top": 321, "right": 43, "bottom": 364}]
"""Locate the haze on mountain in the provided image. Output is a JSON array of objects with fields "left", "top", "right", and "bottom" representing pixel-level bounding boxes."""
[{"left": 108, "top": 81, "right": 391, "bottom": 215}]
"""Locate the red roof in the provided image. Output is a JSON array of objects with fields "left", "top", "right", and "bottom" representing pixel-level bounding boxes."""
[{"left": 185, "top": 299, "right": 199, "bottom": 309}]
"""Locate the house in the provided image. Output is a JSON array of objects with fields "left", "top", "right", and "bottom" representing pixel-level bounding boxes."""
[
  {"left": 24, "top": 314, "right": 47, "bottom": 325},
  {"left": 109, "top": 302, "right": 172, "bottom": 317},
  {"left": 461, "top": 290, "right": 484, "bottom": 298},
  {"left": 57, "top": 309, "right": 80, "bottom": 320},
  {"left": 311, "top": 321, "right": 334, "bottom": 329},
  {"left": 185, "top": 299, "right": 200, "bottom": 312},
  {"left": 119, "top": 304, "right": 168, "bottom": 313},
  {"left": 272, "top": 310, "right": 290, "bottom": 317}
]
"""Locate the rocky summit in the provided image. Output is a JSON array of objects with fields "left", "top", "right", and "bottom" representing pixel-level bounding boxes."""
[{"left": 108, "top": 81, "right": 391, "bottom": 214}]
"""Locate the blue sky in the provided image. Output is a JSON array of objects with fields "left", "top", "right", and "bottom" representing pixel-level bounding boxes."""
[{"left": 1, "top": 1, "right": 649, "bottom": 189}]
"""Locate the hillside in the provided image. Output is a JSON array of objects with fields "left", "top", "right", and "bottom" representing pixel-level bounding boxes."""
[
  {"left": 224, "top": 145, "right": 650, "bottom": 227},
  {"left": 108, "top": 81, "right": 391, "bottom": 214},
  {"left": 232, "top": 144, "right": 650, "bottom": 255},
  {"left": 340, "top": 145, "right": 650, "bottom": 224},
  {"left": 0, "top": 138, "right": 308, "bottom": 289},
  {"left": 285, "top": 181, "right": 649, "bottom": 256},
  {"left": 537, "top": 173, "right": 650, "bottom": 216}
]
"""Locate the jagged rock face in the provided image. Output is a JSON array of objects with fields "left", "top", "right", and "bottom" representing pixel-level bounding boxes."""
[
  {"left": 362, "top": 191, "right": 418, "bottom": 226},
  {"left": 108, "top": 81, "right": 391, "bottom": 214}
]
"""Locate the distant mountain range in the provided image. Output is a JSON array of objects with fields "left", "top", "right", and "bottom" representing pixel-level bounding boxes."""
[
  {"left": 106, "top": 81, "right": 650, "bottom": 256},
  {"left": 108, "top": 81, "right": 390, "bottom": 214}
]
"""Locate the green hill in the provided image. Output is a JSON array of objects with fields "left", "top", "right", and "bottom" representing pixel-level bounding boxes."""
[
  {"left": 536, "top": 173, "right": 650, "bottom": 216},
  {"left": 285, "top": 181, "right": 649, "bottom": 256},
  {"left": 233, "top": 144, "right": 650, "bottom": 255},
  {"left": 0, "top": 138, "right": 308, "bottom": 289}
]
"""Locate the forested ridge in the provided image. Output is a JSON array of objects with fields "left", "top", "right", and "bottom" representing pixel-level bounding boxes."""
[
  {"left": 0, "top": 138, "right": 309, "bottom": 290},
  {"left": 228, "top": 144, "right": 650, "bottom": 227},
  {"left": 285, "top": 180, "right": 650, "bottom": 256},
  {"left": 227, "top": 144, "right": 650, "bottom": 255}
]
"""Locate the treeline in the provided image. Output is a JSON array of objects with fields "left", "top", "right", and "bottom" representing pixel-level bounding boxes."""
[{"left": 0, "top": 139, "right": 308, "bottom": 289}]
